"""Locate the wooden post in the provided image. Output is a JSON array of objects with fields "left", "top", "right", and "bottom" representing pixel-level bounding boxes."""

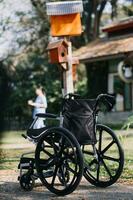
[
  {"left": 46, "top": 1, "right": 83, "bottom": 96},
  {"left": 62, "top": 41, "right": 74, "bottom": 96}
]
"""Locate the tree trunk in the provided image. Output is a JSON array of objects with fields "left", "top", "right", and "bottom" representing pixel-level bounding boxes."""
[
  {"left": 0, "top": 63, "right": 10, "bottom": 132},
  {"left": 85, "top": 0, "right": 94, "bottom": 41},
  {"left": 93, "top": 0, "right": 107, "bottom": 39}
]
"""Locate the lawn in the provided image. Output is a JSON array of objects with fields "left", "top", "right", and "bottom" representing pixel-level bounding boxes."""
[
  {"left": 0, "top": 131, "right": 35, "bottom": 170},
  {"left": 0, "top": 129, "right": 133, "bottom": 183},
  {"left": 117, "top": 130, "right": 133, "bottom": 183}
]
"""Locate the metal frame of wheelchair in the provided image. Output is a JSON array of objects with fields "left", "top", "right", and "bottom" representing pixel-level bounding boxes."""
[{"left": 18, "top": 94, "right": 124, "bottom": 196}]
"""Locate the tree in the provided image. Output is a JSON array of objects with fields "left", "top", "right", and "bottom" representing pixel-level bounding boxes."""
[
  {"left": 0, "top": 0, "right": 43, "bottom": 130},
  {"left": 123, "top": 3, "right": 133, "bottom": 16},
  {"left": 0, "top": 0, "right": 63, "bottom": 130},
  {"left": 0, "top": 0, "right": 132, "bottom": 130}
]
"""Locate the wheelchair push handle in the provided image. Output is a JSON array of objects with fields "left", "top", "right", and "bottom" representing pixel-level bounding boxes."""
[
  {"left": 64, "top": 93, "right": 81, "bottom": 99},
  {"left": 96, "top": 93, "right": 116, "bottom": 111},
  {"left": 63, "top": 93, "right": 115, "bottom": 111}
]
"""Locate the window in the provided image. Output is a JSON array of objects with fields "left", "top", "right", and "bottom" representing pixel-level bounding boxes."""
[{"left": 108, "top": 73, "right": 132, "bottom": 111}]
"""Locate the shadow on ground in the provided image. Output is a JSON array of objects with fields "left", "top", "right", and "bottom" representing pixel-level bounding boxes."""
[{"left": 0, "top": 179, "right": 133, "bottom": 200}]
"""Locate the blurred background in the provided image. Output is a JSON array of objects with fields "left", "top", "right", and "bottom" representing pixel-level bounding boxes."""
[
  {"left": 0, "top": 0, "right": 133, "bottom": 186},
  {"left": 0, "top": 0, "right": 133, "bottom": 132}
]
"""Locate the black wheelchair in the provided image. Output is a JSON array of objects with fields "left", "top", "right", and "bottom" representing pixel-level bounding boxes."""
[{"left": 18, "top": 93, "right": 124, "bottom": 196}]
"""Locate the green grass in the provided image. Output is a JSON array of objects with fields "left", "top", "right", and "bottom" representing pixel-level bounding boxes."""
[
  {"left": 0, "top": 129, "right": 133, "bottom": 183},
  {"left": 0, "top": 130, "right": 25, "bottom": 144},
  {"left": 120, "top": 133, "right": 133, "bottom": 181},
  {"left": 110, "top": 130, "right": 133, "bottom": 182},
  {"left": 0, "top": 131, "right": 35, "bottom": 170}
]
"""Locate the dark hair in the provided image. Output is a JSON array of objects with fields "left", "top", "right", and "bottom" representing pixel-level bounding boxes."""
[{"left": 35, "top": 84, "right": 45, "bottom": 94}]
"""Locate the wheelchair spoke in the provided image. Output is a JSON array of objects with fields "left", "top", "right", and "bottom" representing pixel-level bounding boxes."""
[
  {"left": 42, "top": 148, "right": 53, "bottom": 157},
  {"left": 102, "top": 155, "right": 120, "bottom": 162},
  {"left": 98, "top": 128, "right": 102, "bottom": 152},
  {"left": 59, "top": 167, "right": 67, "bottom": 187},
  {"left": 84, "top": 158, "right": 96, "bottom": 167},
  {"left": 83, "top": 150, "right": 94, "bottom": 156},
  {"left": 88, "top": 159, "right": 96, "bottom": 167},
  {"left": 67, "top": 165, "right": 77, "bottom": 175},
  {"left": 40, "top": 157, "right": 55, "bottom": 169},
  {"left": 96, "top": 163, "right": 100, "bottom": 181},
  {"left": 102, "top": 159, "right": 113, "bottom": 179},
  {"left": 102, "top": 140, "right": 115, "bottom": 154},
  {"left": 47, "top": 137, "right": 59, "bottom": 155},
  {"left": 62, "top": 148, "right": 77, "bottom": 163},
  {"left": 58, "top": 138, "right": 66, "bottom": 157},
  {"left": 51, "top": 165, "right": 59, "bottom": 187},
  {"left": 63, "top": 153, "right": 75, "bottom": 163}
]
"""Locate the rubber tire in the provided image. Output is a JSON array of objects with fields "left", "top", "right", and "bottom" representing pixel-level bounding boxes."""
[
  {"left": 20, "top": 173, "right": 34, "bottom": 191},
  {"left": 35, "top": 127, "right": 83, "bottom": 196},
  {"left": 83, "top": 124, "right": 124, "bottom": 187}
]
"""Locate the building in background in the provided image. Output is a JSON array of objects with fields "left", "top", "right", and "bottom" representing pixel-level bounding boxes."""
[{"left": 74, "top": 17, "right": 133, "bottom": 124}]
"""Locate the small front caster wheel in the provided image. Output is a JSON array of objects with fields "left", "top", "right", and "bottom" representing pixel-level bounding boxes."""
[{"left": 20, "top": 173, "right": 35, "bottom": 191}]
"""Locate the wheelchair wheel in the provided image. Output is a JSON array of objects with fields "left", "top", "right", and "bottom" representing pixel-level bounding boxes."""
[
  {"left": 83, "top": 124, "right": 124, "bottom": 187},
  {"left": 35, "top": 127, "right": 83, "bottom": 196},
  {"left": 20, "top": 173, "right": 35, "bottom": 191}
]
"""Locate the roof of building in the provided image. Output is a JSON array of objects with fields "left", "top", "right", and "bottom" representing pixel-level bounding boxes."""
[
  {"left": 74, "top": 34, "right": 133, "bottom": 63},
  {"left": 74, "top": 17, "right": 133, "bottom": 63},
  {"left": 102, "top": 17, "right": 133, "bottom": 33}
]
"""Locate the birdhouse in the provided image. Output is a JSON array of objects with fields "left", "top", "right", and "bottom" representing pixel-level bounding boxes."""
[
  {"left": 47, "top": 40, "right": 69, "bottom": 64},
  {"left": 46, "top": 1, "right": 83, "bottom": 36}
]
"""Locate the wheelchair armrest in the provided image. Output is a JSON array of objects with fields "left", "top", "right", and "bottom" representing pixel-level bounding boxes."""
[{"left": 35, "top": 113, "right": 58, "bottom": 119}]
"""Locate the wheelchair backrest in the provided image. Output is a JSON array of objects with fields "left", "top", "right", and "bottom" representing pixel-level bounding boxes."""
[{"left": 62, "top": 98, "right": 97, "bottom": 144}]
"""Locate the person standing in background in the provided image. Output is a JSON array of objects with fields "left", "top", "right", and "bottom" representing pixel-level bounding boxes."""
[{"left": 28, "top": 85, "right": 47, "bottom": 129}]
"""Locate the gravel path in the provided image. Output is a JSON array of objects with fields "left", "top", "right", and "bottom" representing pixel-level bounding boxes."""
[{"left": 0, "top": 170, "right": 133, "bottom": 200}]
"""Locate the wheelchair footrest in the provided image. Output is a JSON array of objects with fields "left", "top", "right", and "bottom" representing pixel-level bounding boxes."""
[
  {"left": 18, "top": 157, "right": 49, "bottom": 170},
  {"left": 18, "top": 157, "right": 35, "bottom": 169}
]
